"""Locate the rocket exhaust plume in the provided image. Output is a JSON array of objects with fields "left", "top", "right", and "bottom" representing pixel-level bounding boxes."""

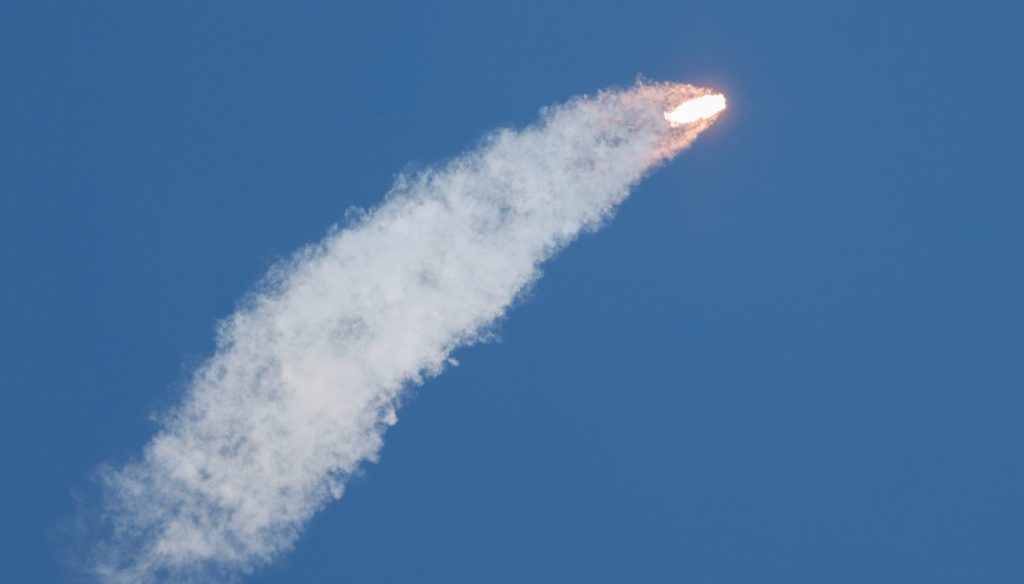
[{"left": 89, "top": 81, "right": 726, "bottom": 582}]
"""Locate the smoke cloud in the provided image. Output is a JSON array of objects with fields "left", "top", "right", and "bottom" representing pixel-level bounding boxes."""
[{"left": 91, "top": 82, "right": 722, "bottom": 582}]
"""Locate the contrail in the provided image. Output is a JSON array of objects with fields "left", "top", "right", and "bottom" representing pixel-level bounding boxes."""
[{"left": 91, "top": 81, "right": 726, "bottom": 582}]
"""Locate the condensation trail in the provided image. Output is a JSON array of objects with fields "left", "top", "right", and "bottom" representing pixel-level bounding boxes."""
[{"left": 92, "top": 81, "right": 725, "bottom": 582}]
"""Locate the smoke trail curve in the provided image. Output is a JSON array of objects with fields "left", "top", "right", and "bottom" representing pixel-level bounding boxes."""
[{"left": 92, "top": 81, "right": 723, "bottom": 582}]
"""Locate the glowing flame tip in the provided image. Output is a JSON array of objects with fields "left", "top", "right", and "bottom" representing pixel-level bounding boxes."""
[{"left": 664, "top": 93, "right": 727, "bottom": 126}]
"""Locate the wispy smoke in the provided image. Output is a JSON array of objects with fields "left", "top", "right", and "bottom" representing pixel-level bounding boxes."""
[{"left": 92, "top": 82, "right": 720, "bottom": 582}]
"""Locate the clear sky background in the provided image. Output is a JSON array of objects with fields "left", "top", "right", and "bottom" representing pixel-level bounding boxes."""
[{"left": 1, "top": 1, "right": 1022, "bottom": 582}]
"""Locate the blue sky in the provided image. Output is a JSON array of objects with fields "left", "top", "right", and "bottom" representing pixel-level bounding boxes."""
[{"left": 2, "top": 1, "right": 1022, "bottom": 582}]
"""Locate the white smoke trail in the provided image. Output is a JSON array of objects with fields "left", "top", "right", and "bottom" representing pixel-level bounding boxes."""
[{"left": 92, "top": 81, "right": 722, "bottom": 582}]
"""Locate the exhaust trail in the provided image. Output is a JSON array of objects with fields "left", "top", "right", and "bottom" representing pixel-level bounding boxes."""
[{"left": 91, "top": 81, "right": 726, "bottom": 582}]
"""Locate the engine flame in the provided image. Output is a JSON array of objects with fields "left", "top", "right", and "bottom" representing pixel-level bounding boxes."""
[{"left": 664, "top": 93, "right": 727, "bottom": 126}]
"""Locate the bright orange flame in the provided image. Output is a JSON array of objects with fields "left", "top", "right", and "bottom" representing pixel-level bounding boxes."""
[{"left": 664, "top": 93, "right": 727, "bottom": 126}]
